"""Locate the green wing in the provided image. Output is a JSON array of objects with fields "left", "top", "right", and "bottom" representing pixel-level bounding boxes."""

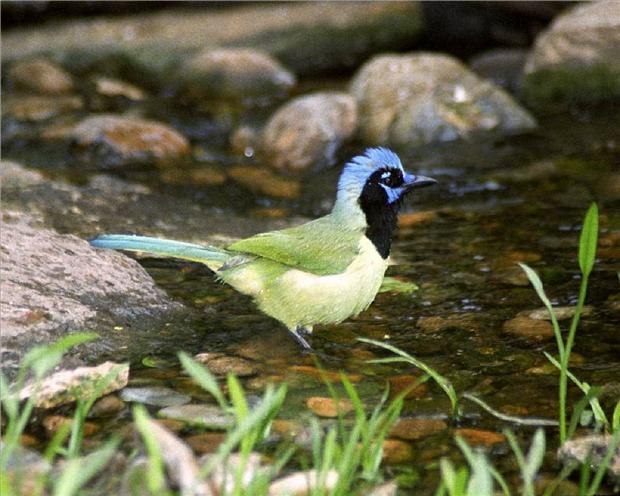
[{"left": 227, "top": 216, "right": 362, "bottom": 275}]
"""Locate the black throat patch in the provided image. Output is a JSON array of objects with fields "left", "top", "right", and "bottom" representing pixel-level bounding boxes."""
[{"left": 359, "top": 169, "right": 404, "bottom": 259}]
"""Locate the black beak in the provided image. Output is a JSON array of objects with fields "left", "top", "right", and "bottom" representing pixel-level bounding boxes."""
[{"left": 404, "top": 173, "right": 437, "bottom": 190}]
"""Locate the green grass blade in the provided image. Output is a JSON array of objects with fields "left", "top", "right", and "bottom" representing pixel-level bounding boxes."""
[
  {"left": 178, "top": 352, "right": 228, "bottom": 410},
  {"left": 612, "top": 400, "right": 620, "bottom": 431},
  {"left": 133, "top": 405, "right": 167, "bottom": 495},
  {"left": 579, "top": 203, "right": 598, "bottom": 278}
]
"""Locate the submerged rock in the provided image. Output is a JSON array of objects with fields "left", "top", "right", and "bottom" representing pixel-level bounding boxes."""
[
  {"left": 389, "top": 418, "right": 448, "bottom": 441},
  {"left": 120, "top": 386, "right": 192, "bottom": 407},
  {"left": 8, "top": 58, "right": 74, "bottom": 94},
  {"left": 228, "top": 165, "right": 301, "bottom": 199},
  {"left": 469, "top": 48, "right": 528, "bottom": 93},
  {"left": 158, "top": 404, "right": 233, "bottom": 430},
  {"left": 381, "top": 439, "right": 415, "bottom": 464},
  {"left": 305, "top": 396, "right": 354, "bottom": 418},
  {"left": 559, "top": 434, "right": 620, "bottom": 484},
  {"left": 261, "top": 92, "right": 357, "bottom": 173},
  {"left": 193, "top": 352, "right": 259, "bottom": 377},
  {"left": 523, "top": 0, "right": 620, "bottom": 107},
  {"left": 502, "top": 315, "right": 554, "bottom": 342},
  {"left": 68, "top": 114, "right": 190, "bottom": 168},
  {"left": 179, "top": 48, "right": 295, "bottom": 103},
  {"left": 454, "top": 428, "right": 506, "bottom": 448},
  {"left": 350, "top": 52, "right": 536, "bottom": 147},
  {"left": 4, "top": 95, "right": 83, "bottom": 122},
  {"left": 522, "top": 305, "right": 593, "bottom": 321},
  {"left": 18, "top": 361, "right": 129, "bottom": 409}
]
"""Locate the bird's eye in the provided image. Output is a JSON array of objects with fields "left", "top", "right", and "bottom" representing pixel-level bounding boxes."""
[{"left": 379, "top": 169, "right": 403, "bottom": 188}]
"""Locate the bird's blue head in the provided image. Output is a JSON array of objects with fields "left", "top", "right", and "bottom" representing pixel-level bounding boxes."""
[{"left": 333, "top": 147, "right": 436, "bottom": 257}]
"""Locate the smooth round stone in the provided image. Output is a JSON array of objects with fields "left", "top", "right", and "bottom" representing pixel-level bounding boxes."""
[
  {"left": 120, "top": 386, "right": 191, "bottom": 407},
  {"left": 305, "top": 396, "right": 354, "bottom": 418},
  {"left": 158, "top": 404, "right": 233, "bottom": 430},
  {"left": 389, "top": 418, "right": 448, "bottom": 441},
  {"left": 454, "top": 428, "right": 506, "bottom": 448}
]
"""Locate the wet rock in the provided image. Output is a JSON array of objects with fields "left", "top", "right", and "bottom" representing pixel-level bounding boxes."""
[
  {"left": 42, "top": 415, "right": 100, "bottom": 438},
  {"left": 260, "top": 92, "right": 357, "bottom": 173},
  {"left": 350, "top": 52, "right": 536, "bottom": 147},
  {"left": 204, "top": 452, "right": 266, "bottom": 494},
  {"left": 120, "top": 386, "right": 192, "bottom": 407},
  {"left": 94, "top": 76, "right": 147, "bottom": 101},
  {"left": 398, "top": 210, "right": 439, "bottom": 228},
  {"left": 382, "top": 439, "right": 414, "bottom": 464},
  {"left": 469, "top": 48, "right": 528, "bottom": 93},
  {"left": 493, "top": 265, "right": 530, "bottom": 286},
  {"left": 2, "top": 3, "right": 422, "bottom": 80},
  {"left": 154, "top": 418, "right": 186, "bottom": 433},
  {"left": 502, "top": 315, "right": 554, "bottom": 342},
  {"left": 230, "top": 125, "right": 260, "bottom": 158},
  {"left": 17, "top": 361, "right": 129, "bottom": 409},
  {"left": 268, "top": 469, "right": 339, "bottom": 496},
  {"left": 367, "top": 481, "right": 398, "bottom": 496},
  {"left": 8, "top": 58, "right": 74, "bottom": 94},
  {"left": 228, "top": 165, "right": 301, "bottom": 199},
  {"left": 68, "top": 114, "right": 190, "bottom": 168},
  {"left": 416, "top": 313, "right": 481, "bottom": 333},
  {"left": 179, "top": 48, "right": 295, "bottom": 103},
  {"left": 0, "top": 212, "right": 182, "bottom": 372},
  {"left": 559, "top": 434, "right": 620, "bottom": 484},
  {"left": 4, "top": 95, "right": 83, "bottom": 122},
  {"left": 522, "top": 305, "right": 593, "bottom": 321},
  {"left": 388, "top": 374, "right": 429, "bottom": 399},
  {"left": 523, "top": 1, "right": 620, "bottom": 108},
  {"left": 0, "top": 160, "right": 45, "bottom": 188},
  {"left": 290, "top": 365, "right": 362, "bottom": 384},
  {"left": 306, "top": 396, "right": 354, "bottom": 418},
  {"left": 158, "top": 404, "right": 233, "bottom": 429},
  {"left": 185, "top": 432, "right": 226, "bottom": 454},
  {"left": 161, "top": 166, "right": 227, "bottom": 187},
  {"left": 389, "top": 418, "right": 448, "bottom": 441},
  {"left": 1, "top": 442, "right": 51, "bottom": 494},
  {"left": 454, "top": 428, "right": 506, "bottom": 448},
  {"left": 88, "top": 394, "right": 125, "bottom": 418},
  {"left": 193, "top": 352, "right": 259, "bottom": 377}
]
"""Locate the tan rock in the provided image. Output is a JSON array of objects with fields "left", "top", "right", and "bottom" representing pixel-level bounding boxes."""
[
  {"left": 306, "top": 396, "right": 354, "bottom": 418},
  {"left": 389, "top": 418, "right": 448, "bottom": 441},
  {"left": 503, "top": 315, "right": 554, "bottom": 341},
  {"left": 9, "top": 58, "right": 74, "bottom": 94}
]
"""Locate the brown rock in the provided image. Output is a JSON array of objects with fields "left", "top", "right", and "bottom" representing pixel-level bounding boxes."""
[
  {"left": 228, "top": 165, "right": 301, "bottom": 199},
  {"left": 503, "top": 315, "right": 554, "bottom": 341},
  {"left": 381, "top": 439, "right": 414, "bottom": 464},
  {"left": 180, "top": 48, "right": 295, "bottom": 102},
  {"left": 388, "top": 374, "right": 428, "bottom": 399},
  {"left": 417, "top": 313, "right": 480, "bottom": 333},
  {"left": 290, "top": 365, "right": 362, "bottom": 383},
  {"left": 9, "top": 58, "right": 74, "bottom": 94},
  {"left": 4, "top": 95, "right": 83, "bottom": 121},
  {"left": 306, "top": 397, "right": 354, "bottom": 418},
  {"left": 94, "top": 77, "right": 146, "bottom": 101},
  {"left": 398, "top": 211, "right": 438, "bottom": 228},
  {"left": 185, "top": 432, "right": 226, "bottom": 454},
  {"left": 521, "top": 305, "right": 593, "bottom": 321},
  {"left": 88, "top": 394, "right": 125, "bottom": 418},
  {"left": 161, "top": 166, "right": 227, "bottom": 186},
  {"left": 69, "top": 115, "right": 190, "bottom": 168},
  {"left": 42, "top": 415, "right": 100, "bottom": 438},
  {"left": 389, "top": 418, "right": 448, "bottom": 441},
  {"left": 454, "top": 428, "right": 506, "bottom": 448},
  {"left": 153, "top": 418, "right": 186, "bottom": 433},
  {"left": 261, "top": 92, "right": 357, "bottom": 173},
  {"left": 194, "top": 352, "right": 259, "bottom": 377}
]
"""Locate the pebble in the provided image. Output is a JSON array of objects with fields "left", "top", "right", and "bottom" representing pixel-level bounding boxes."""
[
  {"left": 388, "top": 374, "right": 428, "bottom": 399},
  {"left": 9, "top": 58, "right": 74, "bottom": 94},
  {"left": 417, "top": 313, "right": 481, "bottom": 333},
  {"left": 42, "top": 415, "right": 100, "bottom": 438},
  {"left": 120, "top": 386, "right": 191, "bottom": 407},
  {"left": 268, "top": 469, "right": 338, "bottom": 496},
  {"left": 94, "top": 77, "right": 146, "bottom": 101},
  {"left": 290, "top": 365, "right": 362, "bottom": 383},
  {"left": 228, "top": 165, "right": 301, "bottom": 199},
  {"left": 502, "top": 315, "right": 554, "bottom": 341},
  {"left": 194, "top": 352, "right": 259, "bottom": 377},
  {"left": 381, "top": 439, "right": 414, "bottom": 464},
  {"left": 153, "top": 418, "right": 186, "bottom": 433},
  {"left": 4, "top": 95, "right": 83, "bottom": 122},
  {"left": 522, "top": 305, "right": 593, "bottom": 321},
  {"left": 389, "top": 418, "right": 448, "bottom": 441},
  {"left": 184, "top": 432, "right": 226, "bottom": 454},
  {"left": 158, "top": 404, "right": 233, "bottom": 429},
  {"left": 88, "top": 394, "right": 125, "bottom": 418},
  {"left": 454, "top": 428, "right": 506, "bottom": 448},
  {"left": 305, "top": 397, "right": 354, "bottom": 418}
]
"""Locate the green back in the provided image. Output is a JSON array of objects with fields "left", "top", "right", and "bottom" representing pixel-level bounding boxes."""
[{"left": 227, "top": 215, "right": 362, "bottom": 276}]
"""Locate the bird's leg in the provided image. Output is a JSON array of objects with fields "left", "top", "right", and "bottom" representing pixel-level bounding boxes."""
[{"left": 290, "top": 326, "right": 312, "bottom": 350}]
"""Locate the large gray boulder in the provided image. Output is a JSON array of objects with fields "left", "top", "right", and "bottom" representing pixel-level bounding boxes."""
[
  {"left": 350, "top": 52, "right": 536, "bottom": 147},
  {"left": 260, "top": 92, "right": 357, "bottom": 173},
  {"left": 523, "top": 0, "right": 620, "bottom": 108}
]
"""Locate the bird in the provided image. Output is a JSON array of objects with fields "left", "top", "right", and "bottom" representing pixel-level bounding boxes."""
[{"left": 90, "top": 148, "right": 436, "bottom": 349}]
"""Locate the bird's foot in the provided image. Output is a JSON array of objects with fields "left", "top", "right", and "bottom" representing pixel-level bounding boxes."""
[{"left": 290, "top": 327, "right": 313, "bottom": 351}]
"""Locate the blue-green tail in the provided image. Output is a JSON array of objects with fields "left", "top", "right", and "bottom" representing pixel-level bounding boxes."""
[{"left": 90, "top": 234, "right": 230, "bottom": 270}]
